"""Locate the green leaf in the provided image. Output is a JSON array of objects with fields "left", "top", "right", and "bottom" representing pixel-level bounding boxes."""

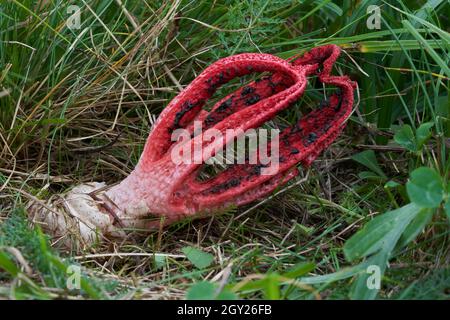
[
  {"left": 415, "top": 122, "right": 434, "bottom": 149},
  {"left": 154, "top": 255, "right": 166, "bottom": 270},
  {"left": 394, "top": 124, "right": 416, "bottom": 152},
  {"left": 0, "top": 251, "right": 20, "bottom": 276},
  {"left": 351, "top": 150, "right": 387, "bottom": 179},
  {"left": 235, "top": 273, "right": 283, "bottom": 297},
  {"left": 350, "top": 251, "right": 389, "bottom": 300},
  {"left": 264, "top": 273, "right": 281, "bottom": 300},
  {"left": 216, "top": 289, "right": 238, "bottom": 300},
  {"left": 358, "top": 171, "right": 385, "bottom": 181},
  {"left": 396, "top": 208, "right": 433, "bottom": 249},
  {"left": 236, "top": 278, "right": 268, "bottom": 292},
  {"left": 344, "top": 203, "right": 421, "bottom": 262},
  {"left": 406, "top": 167, "right": 444, "bottom": 208},
  {"left": 186, "top": 281, "right": 237, "bottom": 300},
  {"left": 186, "top": 281, "right": 215, "bottom": 300},
  {"left": 298, "top": 263, "right": 367, "bottom": 285},
  {"left": 393, "top": 122, "right": 433, "bottom": 153},
  {"left": 283, "top": 262, "right": 315, "bottom": 279},
  {"left": 385, "top": 180, "right": 401, "bottom": 189},
  {"left": 181, "top": 246, "right": 214, "bottom": 269},
  {"left": 349, "top": 204, "right": 421, "bottom": 299},
  {"left": 235, "top": 273, "right": 282, "bottom": 299}
]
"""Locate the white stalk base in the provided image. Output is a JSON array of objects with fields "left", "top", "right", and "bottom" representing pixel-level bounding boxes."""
[{"left": 28, "top": 182, "right": 128, "bottom": 250}]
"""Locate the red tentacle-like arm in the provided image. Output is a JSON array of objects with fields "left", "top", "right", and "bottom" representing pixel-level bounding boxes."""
[{"left": 30, "top": 45, "right": 357, "bottom": 247}]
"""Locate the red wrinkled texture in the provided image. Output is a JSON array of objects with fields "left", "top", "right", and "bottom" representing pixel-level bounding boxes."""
[{"left": 107, "top": 44, "right": 357, "bottom": 222}]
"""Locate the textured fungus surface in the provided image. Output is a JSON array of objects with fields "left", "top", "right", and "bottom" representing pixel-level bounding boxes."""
[{"left": 29, "top": 45, "right": 357, "bottom": 248}]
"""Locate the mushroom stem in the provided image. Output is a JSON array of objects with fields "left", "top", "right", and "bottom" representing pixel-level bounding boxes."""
[{"left": 28, "top": 45, "right": 357, "bottom": 250}]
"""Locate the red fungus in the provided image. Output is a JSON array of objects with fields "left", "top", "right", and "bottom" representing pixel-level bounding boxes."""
[{"left": 29, "top": 45, "right": 357, "bottom": 249}]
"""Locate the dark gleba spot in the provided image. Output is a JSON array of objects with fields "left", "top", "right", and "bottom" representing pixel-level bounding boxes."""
[
  {"left": 203, "top": 97, "right": 234, "bottom": 127},
  {"left": 308, "top": 132, "right": 317, "bottom": 143},
  {"left": 206, "top": 77, "right": 217, "bottom": 93},
  {"left": 241, "top": 86, "right": 255, "bottom": 96},
  {"left": 204, "top": 115, "right": 217, "bottom": 126},
  {"left": 290, "top": 148, "right": 300, "bottom": 155},
  {"left": 173, "top": 101, "right": 196, "bottom": 128},
  {"left": 245, "top": 94, "right": 260, "bottom": 106},
  {"left": 304, "top": 133, "right": 317, "bottom": 146},
  {"left": 249, "top": 164, "right": 269, "bottom": 176},
  {"left": 228, "top": 178, "right": 240, "bottom": 187},
  {"left": 216, "top": 97, "right": 233, "bottom": 113},
  {"left": 217, "top": 72, "right": 225, "bottom": 84},
  {"left": 207, "top": 178, "right": 241, "bottom": 194}
]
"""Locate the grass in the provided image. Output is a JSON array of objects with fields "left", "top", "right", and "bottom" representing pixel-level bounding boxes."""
[{"left": 0, "top": 0, "right": 449, "bottom": 299}]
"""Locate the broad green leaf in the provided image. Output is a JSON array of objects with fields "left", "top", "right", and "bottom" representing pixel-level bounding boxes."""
[
  {"left": 298, "top": 263, "right": 367, "bottom": 285},
  {"left": 351, "top": 150, "right": 386, "bottom": 179},
  {"left": 0, "top": 251, "right": 20, "bottom": 276},
  {"left": 349, "top": 204, "right": 421, "bottom": 299},
  {"left": 236, "top": 273, "right": 282, "bottom": 299},
  {"left": 415, "top": 122, "right": 434, "bottom": 149},
  {"left": 397, "top": 209, "right": 433, "bottom": 249},
  {"left": 181, "top": 246, "right": 214, "bottom": 269},
  {"left": 407, "top": 167, "right": 444, "bottom": 208},
  {"left": 394, "top": 124, "right": 416, "bottom": 152},
  {"left": 186, "top": 281, "right": 237, "bottom": 300},
  {"left": 217, "top": 290, "right": 238, "bottom": 300},
  {"left": 264, "top": 273, "right": 281, "bottom": 300},
  {"left": 186, "top": 281, "right": 215, "bottom": 300},
  {"left": 344, "top": 203, "right": 421, "bottom": 262},
  {"left": 235, "top": 278, "right": 269, "bottom": 292},
  {"left": 350, "top": 251, "right": 388, "bottom": 300},
  {"left": 385, "top": 180, "right": 401, "bottom": 189},
  {"left": 154, "top": 255, "right": 166, "bottom": 270},
  {"left": 358, "top": 171, "right": 385, "bottom": 181},
  {"left": 435, "top": 96, "right": 449, "bottom": 133},
  {"left": 283, "top": 262, "right": 315, "bottom": 279},
  {"left": 235, "top": 273, "right": 282, "bottom": 294}
]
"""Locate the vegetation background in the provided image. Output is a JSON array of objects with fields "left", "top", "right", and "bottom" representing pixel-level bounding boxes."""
[{"left": 0, "top": 0, "right": 449, "bottom": 299}]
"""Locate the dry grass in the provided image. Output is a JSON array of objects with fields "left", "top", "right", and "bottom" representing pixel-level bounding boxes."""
[{"left": 0, "top": 0, "right": 449, "bottom": 299}]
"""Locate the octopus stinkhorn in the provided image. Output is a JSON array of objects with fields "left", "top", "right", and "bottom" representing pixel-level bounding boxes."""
[{"left": 29, "top": 44, "right": 357, "bottom": 249}]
